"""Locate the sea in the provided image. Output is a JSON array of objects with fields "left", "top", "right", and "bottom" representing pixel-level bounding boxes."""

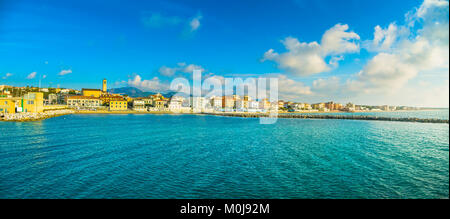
[{"left": 0, "top": 110, "right": 448, "bottom": 198}]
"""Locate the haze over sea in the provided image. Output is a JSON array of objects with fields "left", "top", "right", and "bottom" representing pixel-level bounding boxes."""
[{"left": 0, "top": 110, "right": 448, "bottom": 198}]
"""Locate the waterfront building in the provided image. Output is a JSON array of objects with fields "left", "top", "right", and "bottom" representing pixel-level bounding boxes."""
[
  {"left": 22, "top": 92, "right": 44, "bottom": 113},
  {"left": 0, "top": 98, "right": 18, "bottom": 114},
  {"left": 109, "top": 100, "right": 128, "bottom": 111},
  {"left": 345, "top": 103, "right": 356, "bottom": 111},
  {"left": 67, "top": 96, "right": 102, "bottom": 108},
  {"left": 191, "top": 97, "right": 206, "bottom": 112},
  {"left": 259, "top": 98, "right": 270, "bottom": 110},
  {"left": 100, "top": 94, "right": 125, "bottom": 106},
  {"left": 169, "top": 100, "right": 183, "bottom": 112},
  {"left": 154, "top": 99, "right": 167, "bottom": 109},
  {"left": 248, "top": 100, "right": 259, "bottom": 110},
  {"left": 210, "top": 96, "right": 223, "bottom": 109},
  {"left": 132, "top": 99, "right": 146, "bottom": 111},
  {"left": 82, "top": 88, "right": 102, "bottom": 98},
  {"left": 235, "top": 99, "right": 249, "bottom": 111},
  {"left": 312, "top": 103, "right": 326, "bottom": 110},
  {"left": 222, "top": 96, "right": 235, "bottom": 110}
]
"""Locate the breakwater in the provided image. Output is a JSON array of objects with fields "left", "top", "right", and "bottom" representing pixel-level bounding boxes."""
[
  {"left": 0, "top": 109, "right": 74, "bottom": 122},
  {"left": 203, "top": 113, "right": 449, "bottom": 124}
]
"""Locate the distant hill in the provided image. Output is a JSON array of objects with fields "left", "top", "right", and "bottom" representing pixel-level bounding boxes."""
[{"left": 108, "top": 87, "right": 178, "bottom": 98}]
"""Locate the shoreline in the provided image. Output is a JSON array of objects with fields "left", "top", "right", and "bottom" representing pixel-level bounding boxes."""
[
  {"left": 1, "top": 109, "right": 448, "bottom": 124},
  {"left": 201, "top": 112, "right": 449, "bottom": 124},
  {"left": 0, "top": 110, "right": 74, "bottom": 122}
]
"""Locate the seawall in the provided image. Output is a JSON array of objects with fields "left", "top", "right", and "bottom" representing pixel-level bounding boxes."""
[{"left": 202, "top": 112, "right": 449, "bottom": 124}]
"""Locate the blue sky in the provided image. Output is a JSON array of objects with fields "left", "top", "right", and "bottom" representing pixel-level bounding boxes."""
[{"left": 0, "top": 0, "right": 448, "bottom": 106}]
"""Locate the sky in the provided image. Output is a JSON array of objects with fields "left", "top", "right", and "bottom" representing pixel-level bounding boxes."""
[{"left": 0, "top": 0, "right": 448, "bottom": 107}]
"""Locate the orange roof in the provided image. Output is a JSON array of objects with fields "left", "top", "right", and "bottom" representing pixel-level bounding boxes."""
[
  {"left": 82, "top": 88, "right": 102, "bottom": 91},
  {"left": 67, "top": 96, "right": 100, "bottom": 100}
]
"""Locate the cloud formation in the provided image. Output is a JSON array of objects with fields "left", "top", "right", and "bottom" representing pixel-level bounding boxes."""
[
  {"left": 159, "top": 63, "right": 204, "bottom": 77},
  {"left": 189, "top": 15, "right": 202, "bottom": 32},
  {"left": 58, "top": 69, "right": 72, "bottom": 76},
  {"left": 262, "top": 24, "right": 360, "bottom": 76},
  {"left": 128, "top": 74, "right": 168, "bottom": 91},
  {"left": 26, "top": 72, "right": 36, "bottom": 79},
  {"left": 305, "top": 0, "right": 449, "bottom": 107},
  {"left": 2, "top": 73, "right": 12, "bottom": 79}
]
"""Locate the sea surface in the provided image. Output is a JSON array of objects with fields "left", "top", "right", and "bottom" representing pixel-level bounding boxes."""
[
  {"left": 287, "top": 109, "right": 449, "bottom": 120},
  {"left": 0, "top": 111, "right": 449, "bottom": 198}
]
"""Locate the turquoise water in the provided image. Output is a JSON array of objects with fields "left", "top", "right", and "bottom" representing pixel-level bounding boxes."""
[
  {"left": 0, "top": 113, "right": 448, "bottom": 198},
  {"left": 287, "top": 109, "right": 449, "bottom": 120}
]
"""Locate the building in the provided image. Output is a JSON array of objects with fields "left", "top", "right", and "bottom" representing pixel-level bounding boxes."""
[
  {"left": 82, "top": 88, "right": 102, "bottom": 98},
  {"left": 67, "top": 96, "right": 102, "bottom": 108},
  {"left": 191, "top": 97, "right": 206, "bottom": 112},
  {"left": 210, "top": 96, "right": 223, "bottom": 109},
  {"left": 132, "top": 99, "right": 146, "bottom": 111},
  {"left": 0, "top": 98, "right": 17, "bottom": 114},
  {"left": 248, "top": 100, "right": 259, "bottom": 109},
  {"left": 345, "top": 103, "right": 356, "bottom": 111},
  {"left": 102, "top": 79, "right": 107, "bottom": 92},
  {"left": 109, "top": 100, "right": 128, "bottom": 111},
  {"left": 100, "top": 94, "right": 124, "bottom": 106},
  {"left": 168, "top": 100, "right": 182, "bottom": 111},
  {"left": 222, "top": 96, "right": 235, "bottom": 110},
  {"left": 46, "top": 93, "right": 58, "bottom": 105},
  {"left": 154, "top": 99, "right": 167, "bottom": 109},
  {"left": 259, "top": 98, "right": 270, "bottom": 110},
  {"left": 22, "top": 92, "right": 44, "bottom": 113},
  {"left": 312, "top": 103, "right": 326, "bottom": 110}
]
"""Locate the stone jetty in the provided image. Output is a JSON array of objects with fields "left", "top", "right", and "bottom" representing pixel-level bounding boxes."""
[
  {"left": 0, "top": 109, "right": 74, "bottom": 122},
  {"left": 202, "top": 112, "right": 449, "bottom": 124}
]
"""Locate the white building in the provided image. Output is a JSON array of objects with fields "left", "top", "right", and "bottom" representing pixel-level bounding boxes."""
[
  {"left": 191, "top": 97, "right": 206, "bottom": 112},
  {"left": 132, "top": 99, "right": 146, "bottom": 111},
  {"left": 210, "top": 96, "right": 223, "bottom": 110},
  {"left": 168, "top": 100, "right": 182, "bottom": 112}
]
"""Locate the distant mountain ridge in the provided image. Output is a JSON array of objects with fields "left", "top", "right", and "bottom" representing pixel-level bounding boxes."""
[{"left": 108, "top": 87, "right": 177, "bottom": 98}]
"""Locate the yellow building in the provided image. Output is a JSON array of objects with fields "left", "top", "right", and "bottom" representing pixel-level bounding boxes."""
[
  {"left": 82, "top": 88, "right": 103, "bottom": 98},
  {"left": 0, "top": 98, "right": 17, "bottom": 114},
  {"left": 109, "top": 100, "right": 128, "bottom": 111},
  {"left": 102, "top": 79, "right": 107, "bottom": 92},
  {"left": 22, "top": 92, "right": 44, "bottom": 113}
]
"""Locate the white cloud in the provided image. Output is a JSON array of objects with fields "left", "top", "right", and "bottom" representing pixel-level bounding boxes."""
[
  {"left": 363, "top": 23, "right": 409, "bottom": 52},
  {"left": 321, "top": 24, "right": 360, "bottom": 55},
  {"left": 416, "top": 0, "right": 449, "bottom": 18},
  {"left": 128, "top": 74, "right": 168, "bottom": 91},
  {"left": 354, "top": 0, "right": 449, "bottom": 94},
  {"left": 262, "top": 24, "right": 360, "bottom": 76},
  {"left": 26, "top": 72, "right": 36, "bottom": 79},
  {"left": 305, "top": 0, "right": 449, "bottom": 107},
  {"left": 58, "top": 69, "right": 72, "bottom": 76},
  {"left": 159, "top": 63, "right": 204, "bottom": 77},
  {"left": 2, "top": 72, "right": 12, "bottom": 79},
  {"left": 189, "top": 15, "right": 202, "bottom": 32}
]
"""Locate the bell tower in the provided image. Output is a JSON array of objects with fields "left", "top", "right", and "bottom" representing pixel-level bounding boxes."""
[{"left": 102, "top": 79, "right": 107, "bottom": 93}]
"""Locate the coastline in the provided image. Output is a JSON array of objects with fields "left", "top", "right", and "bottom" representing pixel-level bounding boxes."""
[
  {"left": 2, "top": 109, "right": 448, "bottom": 124},
  {"left": 0, "top": 109, "right": 74, "bottom": 122},
  {"left": 201, "top": 112, "right": 450, "bottom": 124}
]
